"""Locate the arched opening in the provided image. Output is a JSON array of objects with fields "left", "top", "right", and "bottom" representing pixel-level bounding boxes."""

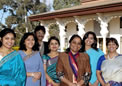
[
  {"left": 65, "top": 22, "right": 77, "bottom": 40},
  {"left": 64, "top": 22, "right": 78, "bottom": 48},
  {"left": 108, "top": 17, "right": 122, "bottom": 53},
  {"left": 85, "top": 20, "right": 101, "bottom": 36},
  {"left": 85, "top": 19, "right": 103, "bottom": 50}
]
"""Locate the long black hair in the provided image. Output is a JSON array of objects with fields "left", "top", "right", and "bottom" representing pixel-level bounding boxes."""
[
  {"left": 81, "top": 31, "right": 98, "bottom": 52},
  {"left": 19, "top": 32, "right": 39, "bottom": 51},
  {"left": 0, "top": 28, "right": 16, "bottom": 47},
  {"left": 65, "top": 34, "right": 82, "bottom": 53}
]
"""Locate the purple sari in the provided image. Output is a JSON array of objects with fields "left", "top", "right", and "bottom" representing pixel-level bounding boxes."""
[
  {"left": 109, "top": 81, "right": 122, "bottom": 86},
  {"left": 18, "top": 50, "right": 46, "bottom": 86}
]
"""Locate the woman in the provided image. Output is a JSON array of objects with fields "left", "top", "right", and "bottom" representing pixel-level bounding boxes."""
[
  {"left": 97, "top": 38, "right": 122, "bottom": 86},
  {"left": 18, "top": 32, "right": 46, "bottom": 86},
  {"left": 0, "top": 28, "right": 26, "bottom": 86},
  {"left": 56, "top": 34, "right": 91, "bottom": 86},
  {"left": 42, "top": 36, "right": 60, "bottom": 86},
  {"left": 81, "top": 31, "right": 104, "bottom": 86}
]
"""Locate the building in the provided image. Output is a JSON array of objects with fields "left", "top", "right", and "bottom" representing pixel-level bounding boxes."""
[{"left": 28, "top": 0, "right": 122, "bottom": 53}]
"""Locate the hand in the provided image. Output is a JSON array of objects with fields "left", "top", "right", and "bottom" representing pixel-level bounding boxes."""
[
  {"left": 89, "top": 83, "right": 92, "bottom": 86},
  {"left": 68, "top": 83, "right": 77, "bottom": 86},
  {"left": 32, "top": 72, "right": 41, "bottom": 82},
  {"left": 104, "top": 83, "right": 110, "bottom": 86},
  {"left": 93, "top": 81, "right": 99, "bottom": 86},
  {"left": 89, "top": 81, "right": 98, "bottom": 86},
  {"left": 33, "top": 72, "right": 41, "bottom": 79},
  {"left": 52, "top": 82, "right": 60, "bottom": 86},
  {"left": 77, "top": 80, "right": 84, "bottom": 86},
  {"left": 48, "top": 80, "right": 59, "bottom": 86}
]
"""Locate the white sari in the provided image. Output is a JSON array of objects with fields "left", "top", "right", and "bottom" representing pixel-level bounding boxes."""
[{"left": 101, "top": 55, "right": 122, "bottom": 83}]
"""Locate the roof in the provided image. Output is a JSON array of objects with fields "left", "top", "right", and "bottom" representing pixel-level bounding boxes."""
[{"left": 29, "top": 0, "right": 122, "bottom": 21}]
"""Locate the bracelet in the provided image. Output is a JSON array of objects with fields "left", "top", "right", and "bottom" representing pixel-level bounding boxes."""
[
  {"left": 48, "top": 79, "right": 52, "bottom": 83},
  {"left": 32, "top": 73, "right": 34, "bottom": 77}
]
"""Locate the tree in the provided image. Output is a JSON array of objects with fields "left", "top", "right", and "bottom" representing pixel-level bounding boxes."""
[
  {"left": 53, "top": 0, "right": 81, "bottom": 10},
  {"left": 49, "top": 24, "right": 59, "bottom": 39},
  {"left": 0, "top": 0, "right": 48, "bottom": 46}
]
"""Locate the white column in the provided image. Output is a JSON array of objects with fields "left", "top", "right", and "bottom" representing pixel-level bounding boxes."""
[
  {"left": 59, "top": 25, "right": 66, "bottom": 52},
  {"left": 74, "top": 16, "right": 86, "bottom": 38},
  {"left": 100, "top": 23, "right": 108, "bottom": 54},
  {"left": 40, "top": 21, "right": 50, "bottom": 42},
  {"left": 77, "top": 24, "right": 85, "bottom": 38},
  {"left": 56, "top": 19, "right": 66, "bottom": 52},
  {"left": 97, "top": 13, "right": 109, "bottom": 54},
  {"left": 43, "top": 25, "right": 49, "bottom": 42}
]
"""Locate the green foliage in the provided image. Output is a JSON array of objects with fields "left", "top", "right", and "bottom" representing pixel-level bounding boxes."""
[
  {"left": 53, "top": 0, "right": 81, "bottom": 10},
  {"left": 49, "top": 24, "right": 60, "bottom": 39}
]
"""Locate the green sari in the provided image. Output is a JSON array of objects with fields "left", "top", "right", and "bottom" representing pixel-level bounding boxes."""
[{"left": 42, "top": 54, "right": 60, "bottom": 83}]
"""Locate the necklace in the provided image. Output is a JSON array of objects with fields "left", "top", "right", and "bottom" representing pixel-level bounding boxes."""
[{"left": 107, "top": 53, "right": 118, "bottom": 60}]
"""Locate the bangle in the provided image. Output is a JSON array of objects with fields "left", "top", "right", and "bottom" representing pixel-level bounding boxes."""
[
  {"left": 48, "top": 79, "right": 52, "bottom": 83},
  {"left": 32, "top": 73, "right": 34, "bottom": 77}
]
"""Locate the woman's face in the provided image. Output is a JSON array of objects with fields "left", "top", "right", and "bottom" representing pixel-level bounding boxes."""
[
  {"left": 1, "top": 33, "right": 15, "bottom": 49},
  {"left": 85, "top": 34, "right": 94, "bottom": 46},
  {"left": 107, "top": 41, "right": 117, "bottom": 53},
  {"left": 70, "top": 37, "right": 81, "bottom": 54},
  {"left": 24, "top": 35, "right": 35, "bottom": 50},
  {"left": 49, "top": 39, "right": 59, "bottom": 52}
]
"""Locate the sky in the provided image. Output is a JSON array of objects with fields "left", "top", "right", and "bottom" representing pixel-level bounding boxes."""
[
  {"left": 43, "top": 0, "right": 54, "bottom": 11},
  {"left": 0, "top": 10, "right": 9, "bottom": 25},
  {"left": 0, "top": 0, "right": 54, "bottom": 25}
]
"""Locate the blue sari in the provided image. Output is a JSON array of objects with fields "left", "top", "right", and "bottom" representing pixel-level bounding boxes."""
[
  {"left": 42, "top": 54, "right": 60, "bottom": 84},
  {"left": 18, "top": 50, "right": 46, "bottom": 86},
  {"left": 0, "top": 51, "right": 26, "bottom": 86},
  {"left": 86, "top": 48, "right": 104, "bottom": 84}
]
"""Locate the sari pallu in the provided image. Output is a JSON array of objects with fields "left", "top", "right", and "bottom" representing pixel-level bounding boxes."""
[
  {"left": 42, "top": 55, "right": 60, "bottom": 86},
  {"left": 101, "top": 55, "right": 122, "bottom": 86},
  {"left": 0, "top": 51, "right": 26, "bottom": 86},
  {"left": 68, "top": 52, "right": 79, "bottom": 83}
]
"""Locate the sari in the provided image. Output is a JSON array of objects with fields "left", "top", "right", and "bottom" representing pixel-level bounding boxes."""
[
  {"left": 18, "top": 50, "right": 46, "bottom": 86},
  {"left": 101, "top": 55, "right": 122, "bottom": 86},
  {"left": 42, "top": 54, "right": 60, "bottom": 86},
  {"left": 86, "top": 48, "right": 104, "bottom": 84},
  {"left": 0, "top": 51, "right": 26, "bottom": 86}
]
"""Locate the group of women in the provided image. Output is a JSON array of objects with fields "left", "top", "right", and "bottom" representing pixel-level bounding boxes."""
[{"left": 0, "top": 28, "right": 122, "bottom": 86}]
